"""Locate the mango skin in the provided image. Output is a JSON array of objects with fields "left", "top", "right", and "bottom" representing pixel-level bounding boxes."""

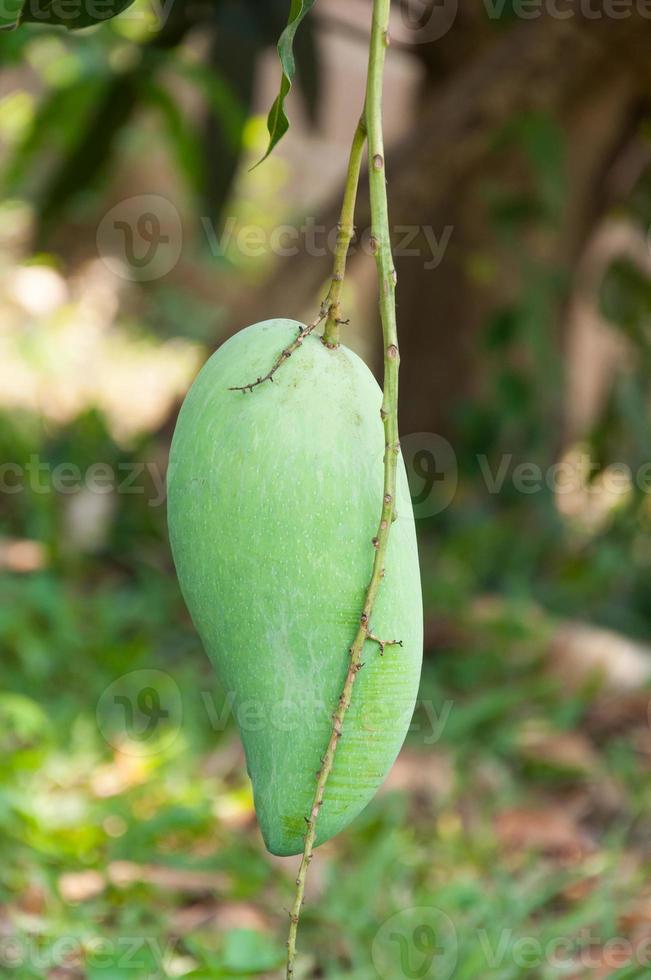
[{"left": 167, "top": 319, "right": 423, "bottom": 856}]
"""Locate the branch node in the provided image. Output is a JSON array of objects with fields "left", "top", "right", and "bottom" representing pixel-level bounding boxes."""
[
  {"left": 367, "top": 632, "right": 403, "bottom": 656},
  {"left": 228, "top": 303, "right": 329, "bottom": 391}
]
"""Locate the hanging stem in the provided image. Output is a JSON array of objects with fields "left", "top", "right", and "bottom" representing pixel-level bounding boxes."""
[
  {"left": 231, "top": 118, "right": 366, "bottom": 390},
  {"left": 322, "top": 115, "right": 367, "bottom": 348},
  {"left": 286, "top": 0, "right": 399, "bottom": 976}
]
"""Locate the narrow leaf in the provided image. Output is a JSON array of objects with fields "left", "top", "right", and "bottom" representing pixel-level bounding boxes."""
[
  {"left": 254, "top": 0, "right": 318, "bottom": 167},
  {"left": 145, "top": 80, "right": 205, "bottom": 196},
  {"left": 0, "top": 0, "right": 24, "bottom": 30}
]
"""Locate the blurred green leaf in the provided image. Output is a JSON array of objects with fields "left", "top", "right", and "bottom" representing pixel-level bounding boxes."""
[
  {"left": 0, "top": 0, "right": 23, "bottom": 29},
  {"left": 600, "top": 257, "right": 651, "bottom": 355},
  {"left": 2, "top": 70, "right": 110, "bottom": 198},
  {"left": 492, "top": 111, "right": 566, "bottom": 224},
  {"left": 145, "top": 79, "right": 205, "bottom": 195},
  {"left": 222, "top": 929, "right": 284, "bottom": 973},
  {"left": 0, "top": 692, "right": 49, "bottom": 747},
  {"left": 18, "top": 0, "right": 137, "bottom": 30},
  {"left": 200, "top": 6, "right": 260, "bottom": 221},
  {"left": 173, "top": 57, "right": 246, "bottom": 152}
]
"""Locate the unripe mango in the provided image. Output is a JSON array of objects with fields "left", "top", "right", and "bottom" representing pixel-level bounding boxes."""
[{"left": 167, "top": 319, "right": 423, "bottom": 855}]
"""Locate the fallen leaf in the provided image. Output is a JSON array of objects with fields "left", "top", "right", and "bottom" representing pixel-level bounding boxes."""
[
  {"left": 90, "top": 753, "right": 149, "bottom": 797},
  {"left": 587, "top": 691, "right": 651, "bottom": 735},
  {"left": 58, "top": 870, "right": 106, "bottom": 903},
  {"left": 631, "top": 728, "right": 651, "bottom": 764},
  {"left": 382, "top": 748, "right": 454, "bottom": 798},
  {"left": 517, "top": 725, "right": 600, "bottom": 777},
  {"left": 18, "top": 882, "right": 46, "bottom": 915},
  {"left": 565, "top": 940, "right": 640, "bottom": 979},
  {"left": 0, "top": 538, "right": 47, "bottom": 573},
  {"left": 107, "top": 861, "right": 229, "bottom": 894},
  {"left": 548, "top": 623, "right": 651, "bottom": 693},
  {"left": 170, "top": 901, "right": 271, "bottom": 935},
  {"left": 619, "top": 895, "right": 651, "bottom": 932},
  {"left": 495, "top": 805, "right": 595, "bottom": 861},
  {"left": 201, "top": 738, "right": 246, "bottom": 779}
]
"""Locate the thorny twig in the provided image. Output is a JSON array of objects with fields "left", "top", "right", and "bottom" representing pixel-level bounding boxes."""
[
  {"left": 286, "top": 1, "right": 400, "bottom": 976},
  {"left": 228, "top": 300, "right": 330, "bottom": 392},
  {"left": 229, "top": 117, "right": 367, "bottom": 392},
  {"left": 226, "top": 5, "right": 401, "bottom": 974}
]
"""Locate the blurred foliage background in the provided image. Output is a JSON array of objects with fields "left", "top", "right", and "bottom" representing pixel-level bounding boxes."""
[{"left": 2, "top": 1, "right": 651, "bottom": 977}]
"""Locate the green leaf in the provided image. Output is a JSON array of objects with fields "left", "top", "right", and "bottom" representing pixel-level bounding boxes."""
[
  {"left": 0, "top": 0, "right": 24, "bottom": 30},
  {"left": 2, "top": 69, "right": 110, "bottom": 198},
  {"left": 171, "top": 56, "right": 247, "bottom": 152},
  {"left": 18, "top": 0, "right": 137, "bottom": 30},
  {"left": 199, "top": 7, "right": 263, "bottom": 221},
  {"left": 221, "top": 929, "right": 284, "bottom": 973},
  {"left": 254, "top": 0, "right": 318, "bottom": 167},
  {"left": 145, "top": 80, "right": 205, "bottom": 196}
]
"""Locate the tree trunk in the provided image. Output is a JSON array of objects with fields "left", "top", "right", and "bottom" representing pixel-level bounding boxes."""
[{"left": 230, "top": 12, "right": 651, "bottom": 438}]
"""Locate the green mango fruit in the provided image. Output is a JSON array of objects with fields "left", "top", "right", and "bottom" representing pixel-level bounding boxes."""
[{"left": 167, "top": 319, "right": 423, "bottom": 855}]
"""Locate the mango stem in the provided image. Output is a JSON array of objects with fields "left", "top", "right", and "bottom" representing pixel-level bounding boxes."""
[
  {"left": 228, "top": 301, "right": 329, "bottom": 392},
  {"left": 322, "top": 115, "right": 367, "bottom": 348},
  {"left": 286, "top": 1, "right": 400, "bottom": 975}
]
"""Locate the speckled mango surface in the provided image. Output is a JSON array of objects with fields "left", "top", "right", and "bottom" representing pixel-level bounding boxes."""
[{"left": 167, "top": 319, "right": 423, "bottom": 855}]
